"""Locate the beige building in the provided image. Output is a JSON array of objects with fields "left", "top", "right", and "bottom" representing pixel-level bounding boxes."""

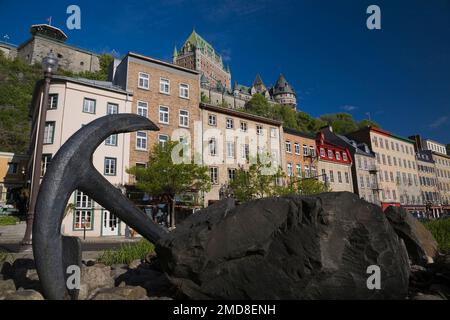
[
  {"left": 199, "top": 103, "right": 284, "bottom": 205},
  {"left": 348, "top": 127, "right": 421, "bottom": 211},
  {"left": 416, "top": 150, "right": 442, "bottom": 217},
  {"left": 433, "top": 152, "right": 450, "bottom": 211},
  {"left": 0, "top": 152, "right": 28, "bottom": 206},
  {"left": 29, "top": 76, "right": 133, "bottom": 237},
  {"left": 316, "top": 132, "right": 353, "bottom": 193}
]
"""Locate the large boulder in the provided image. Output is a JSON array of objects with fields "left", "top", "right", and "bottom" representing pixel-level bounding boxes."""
[
  {"left": 156, "top": 192, "right": 410, "bottom": 300},
  {"left": 385, "top": 206, "right": 438, "bottom": 265}
]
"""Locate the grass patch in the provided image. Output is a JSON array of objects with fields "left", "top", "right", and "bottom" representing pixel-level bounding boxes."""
[
  {"left": 423, "top": 219, "right": 450, "bottom": 252},
  {"left": 0, "top": 215, "right": 19, "bottom": 225},
  {"left": 98, "top": 239, "right": 155, "bottom": 266}
]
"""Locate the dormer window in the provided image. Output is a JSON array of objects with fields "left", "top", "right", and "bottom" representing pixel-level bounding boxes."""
[{"left": 328, "top": 150, "right": 333, "bottom": 159}]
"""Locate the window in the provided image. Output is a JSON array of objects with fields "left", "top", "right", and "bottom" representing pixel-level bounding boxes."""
[
  {"left": 179, "top": 83, "right": 189, "bottom": 98},
  {"left": 209, "top": 138, "right": 217, "bottom": 156},
  {"left": 240, "top": 121, "right": 248, "bottom": 132},
  {"left": 335, "top": 152, "right": 341, "bottom": 161},
  {"left": 226, "top": 141, "right": 235, "bottom": 158},
  {"left": 320, "top": 148, "right": 325, "bottom": 157},
  {"left": 210, "top": 167, "right": 218, "bottom": 184},
  {"left": 329, "top": 170, "right": 334, "bottom": 183},
  {"left": 287, "top": 163, "right": 293, "bottom": 177},
  {"left": 137, "top": 101, "right": 148, "bottom": 118},
  {"left": 345, "top": 172, "right": 349, "bottom": 183},
  {"left": 43, "top": 121, "right": 55, "bottom": 144},
  {"left": 48, "top": 94, "right": 58, "bottom": 109},
  {"left": 305, "top": 165, "right": 310, "bottom": 178},
  {"left": 309, "top": 146, "right": 315, "bottom": 157},
  {"left": 270, "top": 128, "right": 277, "bottom": 138},
  {"left": 256, "top": 125, "right": 264, "bottom": 135},
  {"left": 74, "top": 210, "right": 92, "bottom": 230},
  {"left": 7, "top": 163, "right": 18, "bottom": 175},
  {"left": 76, "top": 190, "right": 93, "bottom": 209},
  {"left": 338, "top": 171, "right": 342, "bottom": 183},
  {"left": 226, "top": 118, "right": 234, "bottom": 129},
  {"left": 342, "top": 152, "right": 347, "bottom": 161},
  {"left": 296, "top": 164, "right": 301, "bottom": 177},
  {"left": 41, "top": 154, "right": 52, "bottom": 176},
  {"left": 228, "top": 168, "right": 236, "bottom": 181},
  {"left": 303, "top": 145, "right": 308, "bottom": 156},
  {"left": 208, "top": 114, "right": 217, "bottom": 126},
  {"left": 136, "top": 131, "right": 147, "bottom": 150},
  {"left": 286, "top": 141, "right": 291, "bottom": 153},
  {"left": 179, "top": 110, "right": 189, "bottom": 127},
  {"left": 242, "top": 144, "right": 249, "bottom": 159},
  {"left": 390, "top": 171, "right": 394, "bottom": 182},
  {"left": 107, "top": 102, "right": 118, "bottom": 115},
  {"left": 294, "top": 143, "right": 300, "bottom": 155},
  {"left": 105, "top": 134, "right": 117, "bottom": 146},
  {"left": 312, "top": 165, "right": 316, "bottom": 177},
  {"left": 104, "top": 157, "right": 117, "bottom": 176},
  {"left": 328, "top": 150, "right": 333, "bottom": 159},
  {"left": 322, "top": 169, "right": 326, "bottom": 182},
  {"left": 382, "top": 154, "right": 386, "bottom": 165},
  {"left": 159, "top": 106, "right": 169, "bottom": 124},
  {"left": 138, "top": 72, "right": 149, "bottom": 89},
  {"left": 158, "top": 134, "right": 169, "bottom": 147},
  {"left": 82, "top": 98, "right": 96, "bottom": 114},
  {"left": 160, "top": 78, "right": 170, "bottom": 94}
]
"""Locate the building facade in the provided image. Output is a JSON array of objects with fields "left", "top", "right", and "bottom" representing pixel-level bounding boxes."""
[
  {"left": 283, "top": 127, "right": 317, "bottom": 181},
  {"left": 29, "top": 76, "right": 133, "bottom": 237},
  {"left": 112, "top": 52, "right": 201, "bottom": 182},
  {"left": 199, "top": 103, "right": 284, "bottom": 205},
  {"left": 319, "top": 126, "right": 379, "bottom": 205},
  {"left": 174, "top": 30, "right": 231, "bottom": 89},
  {"left": 316, "top": 132, "right": 353, "bottom": 192},
  {"left": 433, "top": 152, "right": 450, "bottom": 211},
  {"left": 0, "top": 152, "right": 28, "bottom": 207},
  {"left": 347, "top": 127, "right": 421, "bottom": 211},
  {"left": 7, "top": 24, "right": 100, "bottom": 73},
  {"left": 416, "top": 150, "right": 441, "bottom": 217}
]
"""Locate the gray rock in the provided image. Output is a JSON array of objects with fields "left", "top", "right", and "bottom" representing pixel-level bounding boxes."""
[
  {"left": 81, "top": 264, "right": 114, "bottom": 293},
  {"left": 0, "top": 279, "right": 16, "bottom": 291},
  {"left": 156, "top": 193, "right": 410, "bottom": 299},
  {"left": 412, "top": 293, "right": 444, "bottom": 300},
  {"left": 385, "top": 206, "right": 438, "bottom": 265},
  {"left": 128, "top": 259, "right": 142, "bottom": 269},
  {"left": 91, "top": 286, "right": 147, "bottom": 300},
  {"left": 5, "top": 289, "right": 44, "bottom": 300},
  {"left": 111, "top": 263, "right": 128, "bottom": 270}
]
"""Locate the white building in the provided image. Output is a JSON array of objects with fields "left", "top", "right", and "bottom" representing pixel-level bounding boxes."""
[{"left": 30, "top": 76, "right": 133, "bottom": 237}]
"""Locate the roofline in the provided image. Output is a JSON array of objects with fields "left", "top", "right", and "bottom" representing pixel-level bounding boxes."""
[
  {"left": 30, "top": 24, "right": 68, "bottom": 39},
  {"left": 283, "top": 127, "right": 315, "bottom": 140},
  {"left": 128, "top": 52, "right": 200, "bottom": 76},
  {"left": 431, "top": 151, "right": 450, "bottom": 159},
  {"left": 424, "top": 138, "right": 446, "bottom": 147},
  {"left": 50, "top": 75, "right": 134, "bottom": 95},
  {"left": 200, "top": 103, "right": 283, "bottom": 126},
  {"left": 0, "top": 152, "right": 28, "bottom": 158},
  {"left": 349, "top": 126, "right": 414, "bottom": 144}
]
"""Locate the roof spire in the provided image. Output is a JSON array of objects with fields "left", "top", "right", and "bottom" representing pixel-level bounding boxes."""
[{"left": 173, "top": 45, "right": 178, "bottom": 57}]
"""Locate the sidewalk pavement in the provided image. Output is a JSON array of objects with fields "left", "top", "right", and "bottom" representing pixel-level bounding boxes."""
[{"left": 0, "top": 222, "right": 142, "bottom": 244}]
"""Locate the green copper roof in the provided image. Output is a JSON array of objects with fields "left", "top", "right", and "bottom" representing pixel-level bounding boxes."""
[{"left": 184, "top": 30, "right": 215, "bottom": 54}]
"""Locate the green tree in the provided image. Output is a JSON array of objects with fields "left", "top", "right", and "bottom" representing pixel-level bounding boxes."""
[
  {"left": 281, "top": 173, "right": 330, "bottom": 196},
  {"left": 127, "top": 140, "right": 211, "bottom": 228},
  {"left": 229, "top": 154, "right": 285, "bottom": 202},
  {"left": 245, "top": 93, "right": 272, "bottom": 118}
]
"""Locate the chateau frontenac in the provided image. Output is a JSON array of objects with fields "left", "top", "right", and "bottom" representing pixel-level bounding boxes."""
[{"left": 173, "top": 30, "right": 297, "bottom": 110}]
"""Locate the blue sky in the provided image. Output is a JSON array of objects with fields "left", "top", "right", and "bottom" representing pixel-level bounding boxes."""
[{"left": 1, "top": 0, "right": 449, "bottom": 143}]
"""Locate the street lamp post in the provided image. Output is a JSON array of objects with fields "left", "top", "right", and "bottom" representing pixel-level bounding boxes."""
[{"left": 21, "top": 51, "right": 58, "bottom": 247}]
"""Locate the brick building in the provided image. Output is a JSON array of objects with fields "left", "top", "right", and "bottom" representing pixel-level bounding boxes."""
[{"left": 283, "top": 127, "right": 317, "bottom": 180}]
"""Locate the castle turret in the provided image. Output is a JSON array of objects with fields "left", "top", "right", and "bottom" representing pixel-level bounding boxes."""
[
  {"left": 272, "top": 74, "right": 297, "bottom": 109},
  {"left": 172, "top": 46, "right": 178, "bottom": 64}
]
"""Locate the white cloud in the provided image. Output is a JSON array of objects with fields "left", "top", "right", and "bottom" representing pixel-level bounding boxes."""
[
  {"left": 429, "top": 116, "right": 449, "bottom": 129},
  {"left": 340, "top": 105, "right": 358, "bottom": 111}
]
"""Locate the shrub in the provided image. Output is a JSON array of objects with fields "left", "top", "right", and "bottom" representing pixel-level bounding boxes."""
[
  {"left": 0, "top": 215, "right": 19, "bottom": 225},
  {"left": 97, "top": 239, "right": 155, "bottom": 265},
  {"left": 423, "top": 219, "right": 450, "bottom": 253}
]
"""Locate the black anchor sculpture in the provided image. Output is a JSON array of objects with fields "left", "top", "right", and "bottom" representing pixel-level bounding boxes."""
[{"left": 32, "top": 114, "right": 168, "bottom": 300}]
